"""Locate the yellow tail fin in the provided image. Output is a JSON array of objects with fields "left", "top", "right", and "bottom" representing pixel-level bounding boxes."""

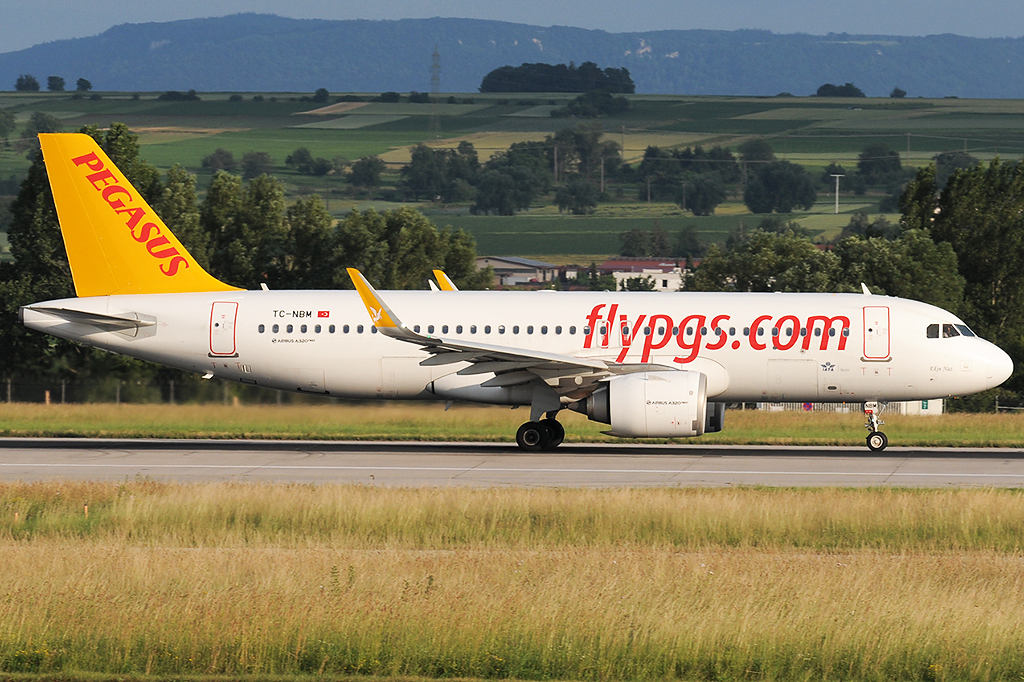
[{"left": 39, "top": 133, "right": 241, "bottom": 296}]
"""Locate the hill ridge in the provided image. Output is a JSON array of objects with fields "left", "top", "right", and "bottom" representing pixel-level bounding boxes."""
[{"left": 1, "top": 14, "right": 1023, "bottom": 98}]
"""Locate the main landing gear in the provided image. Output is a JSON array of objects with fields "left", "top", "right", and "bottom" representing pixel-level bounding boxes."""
[
  {"left": 863, "top": 401, "right": 887, "bottom": 452},
  {"left": 515, "top": 417, "right": 565, "bottom": 451}
]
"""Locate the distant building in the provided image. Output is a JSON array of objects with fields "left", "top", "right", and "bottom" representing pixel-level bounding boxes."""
[
  {"left": 476, "top": 256, "right": 558, "bottom": 287},
  {"left": 759, "top": 400, "right": 943, "bottom": 415},
  {"left": 599, "top": 259, "right": 687, "bottom": 292}
]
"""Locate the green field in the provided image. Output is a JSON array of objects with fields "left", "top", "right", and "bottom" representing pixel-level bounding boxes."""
[{"left": 3, "top": 91, "right": 1024, "bottom": 259}]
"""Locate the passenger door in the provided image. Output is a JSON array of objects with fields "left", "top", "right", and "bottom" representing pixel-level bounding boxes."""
[
  {"left": 209, "top": 301, "right": 238, "bottom": 357},
  {"left": 863, "top": 306, "right": 890, "bottom": 360}
]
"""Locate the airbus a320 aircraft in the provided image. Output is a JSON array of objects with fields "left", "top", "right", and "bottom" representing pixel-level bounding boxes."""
[{"left": 21, "top": 134, "right": 1013, "bottom": 451}]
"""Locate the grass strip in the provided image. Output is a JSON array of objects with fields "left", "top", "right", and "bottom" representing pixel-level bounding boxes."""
[{"left": 0, "top": 403, "right": 1022, "bottom": 447}]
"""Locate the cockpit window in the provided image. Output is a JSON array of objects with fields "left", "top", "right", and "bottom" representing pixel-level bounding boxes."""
[
  {"left": 942, "top": 324, "right": 960, "bottom": 338},
  {"left": 926, "top": 324, "right": 939, "bottom": 339},
  {"left": 955, "top": 324, "right": 976, "bottom": 337}
]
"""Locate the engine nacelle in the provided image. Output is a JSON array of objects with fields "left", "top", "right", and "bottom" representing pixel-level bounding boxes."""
[{"left": 573, "top": 371, "right": 708, "bottom": 438}]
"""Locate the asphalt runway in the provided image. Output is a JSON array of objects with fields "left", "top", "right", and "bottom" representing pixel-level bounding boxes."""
[{"left": 1, "top": 438, "right": 1023, "bottom": 487}]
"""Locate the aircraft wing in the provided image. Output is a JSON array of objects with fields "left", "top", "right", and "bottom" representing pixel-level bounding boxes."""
[{"left": 347, "top": 268, "right": 667, "bottom": 394}]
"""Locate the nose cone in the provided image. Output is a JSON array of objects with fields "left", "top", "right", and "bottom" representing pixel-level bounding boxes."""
[{"left": 983, "top": 342, "right": 1014, "bottom": 389}]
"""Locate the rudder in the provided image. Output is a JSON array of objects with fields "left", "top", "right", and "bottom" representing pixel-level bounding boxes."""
[{"left": 39, "top": 133, "right": 240, "bottom": 296}]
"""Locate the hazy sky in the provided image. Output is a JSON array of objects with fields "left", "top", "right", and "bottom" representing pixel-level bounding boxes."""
[{"left": 2, "top": 0, "right": 1023, "bottom": 54}]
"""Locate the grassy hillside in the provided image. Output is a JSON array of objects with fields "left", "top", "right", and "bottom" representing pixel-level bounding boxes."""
[{"left": 1, "top": 91, "right": 1023, "bottom": 259}]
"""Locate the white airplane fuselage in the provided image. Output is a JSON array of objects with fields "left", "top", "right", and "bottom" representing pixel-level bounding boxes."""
[{"left": 22, "top": 289, "right": 1012, "bottom": 405}]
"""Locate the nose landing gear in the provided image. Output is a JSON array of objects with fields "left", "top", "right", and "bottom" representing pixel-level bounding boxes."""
[{"left": 863, "top": 401, "right": 887, "bottom": 451}]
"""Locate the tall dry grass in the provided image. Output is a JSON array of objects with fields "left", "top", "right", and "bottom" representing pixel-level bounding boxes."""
[{"left": 1, "top": 483, "right": 1024, "bottom": 679}]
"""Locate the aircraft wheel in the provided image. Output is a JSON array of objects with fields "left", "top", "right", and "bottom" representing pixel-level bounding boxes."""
[
  {"left": 516, "top": 421, "right": 550, "bottom": 451},
  {"left": 541, "top": 418, "right": 565, "bottom": 449},
  {"left": 866, "top": 431, "right": 888, "bottom": 452}
]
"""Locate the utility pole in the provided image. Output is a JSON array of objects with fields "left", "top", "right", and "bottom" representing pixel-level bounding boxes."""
[{"left": 831, "top": 174, "right": 844, "bottom": 214}]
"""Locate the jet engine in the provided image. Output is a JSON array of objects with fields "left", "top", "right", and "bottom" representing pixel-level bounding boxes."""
[{"left": 571, "top": 371, "right": 712, "bottom": 438}]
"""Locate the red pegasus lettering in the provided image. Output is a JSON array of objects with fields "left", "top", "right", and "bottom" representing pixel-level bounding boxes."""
[
  {"left": 641, "top": 314, "right": 674, "bottom": 362},
  {"left": 86, "top": 169, "right": 117, "bottom": 191},
  {"left": 131, "top": 222, "right": 160, "bottom": 243},
  {"left": 584, "top": 304, "right": 605, "bottom": 349},
  {"left": 674, "top": 314, "right": 706, "bottom": 364},
  {"left": 102, "top": 185, "right": 131, "bottom": 210},
  {"left": 773, "top": 315, "right": 801, "bottom": 350},
  {"left": 602, "top": 304, "right": 618, "bottom": 348},
  {"left": 160, "top": 256, "right": 189, "bottom": 276},
  {"left": 145, "top": 236, "right": 180, "bottom": 259},
  {"left": 71, "top": 152, "right": 103, "bottom": 171},
  {"left": 804, "top": 315, "right": 850, "bottom": 351},
  {"left": 749, "top": 315, "right": 773, "bottom": 351},
  {"left": 704, "top": 314, "right": 731, "bottom": 351},
  {"left": 115, "top": 206, "right": 146, "bottom": 230},
  {"left": 616, "top": 314, "right": 647, "bottom": 362}
]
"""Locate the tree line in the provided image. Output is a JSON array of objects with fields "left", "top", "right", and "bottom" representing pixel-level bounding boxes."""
[
  {"left": 479, "top": 62, "right": 635, "bottom": 94},
  {"left": 0, "top": 122, "right": 492, "bottom": 397}
]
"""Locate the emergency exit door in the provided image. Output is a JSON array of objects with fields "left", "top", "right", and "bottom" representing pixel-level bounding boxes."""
[
  {"left": 863, "top": 306, "right": 890, "bottom": 360},
  {"left": 209, "top": 301, "right": 238, "bottom": 357}
]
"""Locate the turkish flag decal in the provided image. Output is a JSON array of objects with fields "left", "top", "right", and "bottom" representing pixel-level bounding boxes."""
[{"left": 318, "top": 311, "right": 330, "bottom": 318}]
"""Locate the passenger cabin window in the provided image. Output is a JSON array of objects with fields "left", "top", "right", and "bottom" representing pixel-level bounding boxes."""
[
  {"left": 329, "top": 325, "right": 335, "bottom": 333},
  {"left": 498, "top": 325, "right": 505, "bottom": 334},
  {"left": 569, "top": 326, "right": 576, "bottom": 335},
  {"left": 513, "top": 326, "right": 520, "bottom": 334},
  {"left": 258, "top": 324, "right": 265, "bottom": 333},
  {"left": 484, "top": 325, "right": 491, "bottom": 334},
  {"left": 300, "top": 324, "right": 307, "bottom": 333},
  {"left": 456, "top": 325, "right": 463, "bottom": 334},
  {"left": 286, "top": 324, "right": 294, "bottom": 333},
  {"left": 315, "top": 324, "right": 321, "bottom": 333},
  {"left": 357, "top": 325, "right": 364, "bottom": 333},
  {"left": 428, "top": 325, "right": 434, "bottom": 334},
  {"left": 442, "top": 325, "right": 449, "bottom": 334},
  {"left": 470, "top": 325, "right": 477, "bottom": 334},
  {"left": 343, "top": 324, "right": 350, "bottom": 333},
  {"left": 527, "top": 326, "right": 534, "bottom": 335},
  {"left": 541, "top": 326, "right": 548, "bottom": 334}
]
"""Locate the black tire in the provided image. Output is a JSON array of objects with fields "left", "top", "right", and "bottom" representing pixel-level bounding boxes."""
[
  {"left": 866, "top": 431, "right": 888, "bottom": 452},
  {"left": 541, "top": 418, "right": 565, "bottom": 449},
  {"left": 516, "top": 421, "right": 550, "bottom": 451}
]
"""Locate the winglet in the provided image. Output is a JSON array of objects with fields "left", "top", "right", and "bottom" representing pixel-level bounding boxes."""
[
  {"left": 38, "top": 133, "right": 241, "bottom": 297},
  {"left": 432, "top": 269, "right": 460, "bottom": 292},
  {"left": 347, "top": 268, "right": 410, "bottom": 337}
]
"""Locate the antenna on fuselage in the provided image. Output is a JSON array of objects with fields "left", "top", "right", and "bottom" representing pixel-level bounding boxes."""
[{"left": 861, "top": 283, "right": 872, "bottom": 295}]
